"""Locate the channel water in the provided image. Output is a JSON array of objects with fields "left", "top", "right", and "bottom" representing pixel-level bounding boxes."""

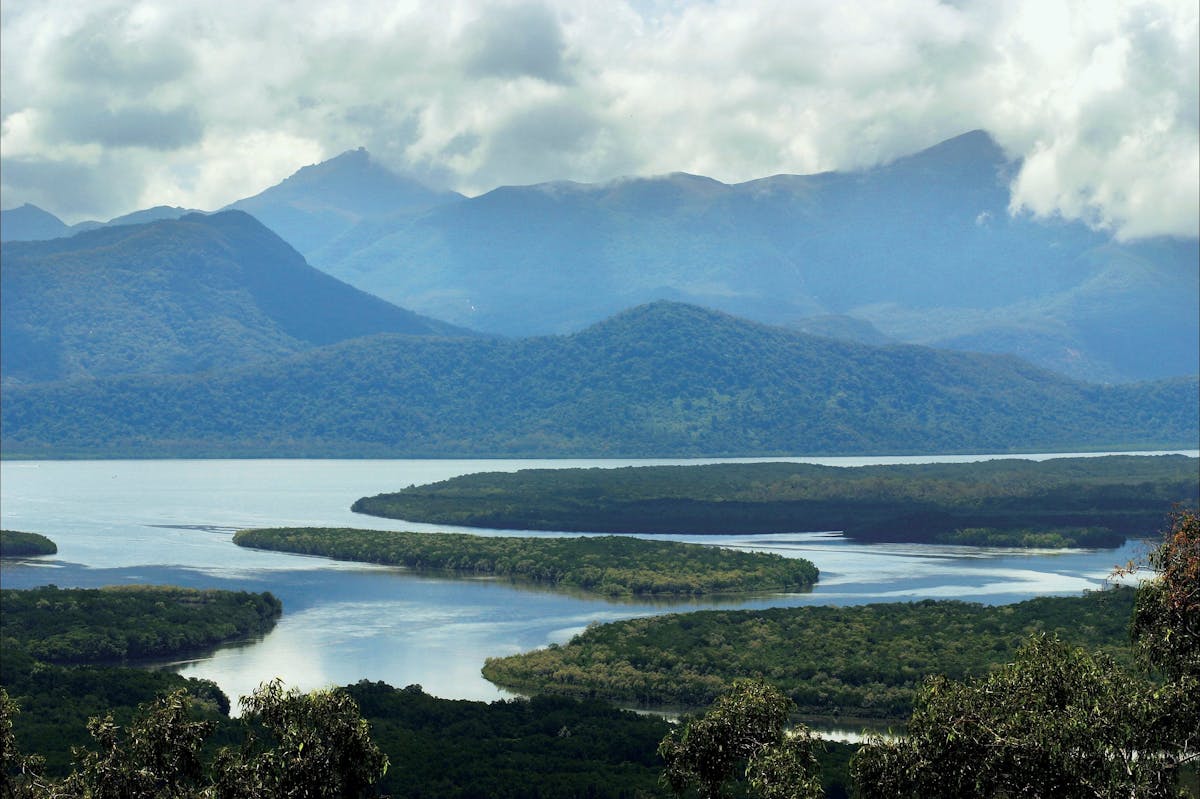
[{"left": 2, "top": 454, "right": 1189, "bottom": 732}]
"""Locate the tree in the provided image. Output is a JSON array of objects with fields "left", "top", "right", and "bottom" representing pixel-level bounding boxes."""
[
  {"left": 1, "top": 687, "right": 49, "bottom": 799},
  {"left": 3, "top": 680, "right": 387, "bottom": 798},
  {"left": 1131, "top": 509, "right": 1200, "bottom": 680},
  {"left": 60, "top": 689, "right": 212, "bottom": 799},
  {"left": 658, "top": 678, "right": 821, "bottom": 799},
  {"left": 851, "top": 510, "right": 1200, "bottom": 797},
  {"left": 850, "top": 635, "right": 1185, "bottom": 798},
  {"left": 211, "top": 679, "right": 388, "bottom": 799}
]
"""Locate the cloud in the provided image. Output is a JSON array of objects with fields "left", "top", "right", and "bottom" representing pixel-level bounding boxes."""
[
  {"left": 463, "top": 2, "right": 573, "bottom": 84},
  {"left": 1, "top": 0, "right": 1195, "bottom": 240},
  {"left": 47, "top": 103, "right": 203, "bottom": 150}
]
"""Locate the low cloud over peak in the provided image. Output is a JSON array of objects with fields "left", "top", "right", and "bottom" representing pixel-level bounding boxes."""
[{"left": 2, "top": 0, "right": 1195, "bottom": 240}]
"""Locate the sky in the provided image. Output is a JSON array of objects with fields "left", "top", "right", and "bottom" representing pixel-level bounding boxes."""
[{"left": 1, "top": 0, "right": 1196, "bottom": 240}]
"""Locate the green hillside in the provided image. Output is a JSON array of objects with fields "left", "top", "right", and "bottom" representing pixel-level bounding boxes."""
[
  {"left": 3, "top": 302, "right": 1195, "bottom": 458},
  {"left": 0, "top": 210, "right": 471, "bottom": 386},
  {"left": 300, "top": 132, "right": 1199, "bottom": 382}
]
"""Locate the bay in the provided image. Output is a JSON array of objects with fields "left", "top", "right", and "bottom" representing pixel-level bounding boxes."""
[{"left": 1, "top": 452, "right": 1191, "bottom": 712}]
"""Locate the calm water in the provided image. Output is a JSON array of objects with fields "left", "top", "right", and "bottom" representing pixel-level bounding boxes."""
[{"left": 2, "top": 453, "right": 1191, "bottom": 712}]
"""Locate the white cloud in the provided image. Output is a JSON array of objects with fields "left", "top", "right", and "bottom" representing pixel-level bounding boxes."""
[{"left": 1, "top": 0, "right": 1196, "bottom": 239}]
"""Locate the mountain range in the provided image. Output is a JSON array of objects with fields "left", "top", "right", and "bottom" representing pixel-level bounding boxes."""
[
  {"left": 0, "top": 203, "right": 202, "bottom": 242},
  {"left": 2, "top": 197, "right": 1195, "bottom": 457},
  {"left": 0, "top": 211, "right": 468, "bottom": 386},
  {"left": 7, "top": 131, "right": 1192, "bottom": 382},
  {"left": 242, "top": 131, "right": 1197, "bottom": 383},
  {"left": 3, "top": 300, "right": 1195, "bottom": 458}
]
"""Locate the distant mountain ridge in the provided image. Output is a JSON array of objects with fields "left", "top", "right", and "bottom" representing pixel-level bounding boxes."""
[
  {"left": 222, "top": 147, "right": 464, "bottom": 256},
  {"left": 5, "top": 132, "right": 1196, "bottom": 382},
  {"left": 291, "top": 131, "right": 1197, "bottom": 383},
  {"left": 0, "top": 203, "right": 73, "bottom": 241},
  {"left": 0, "top": 203, "right": 200, "bottom": 242},
  {"left": 3, "top": 301, "right": 1195, "bottom": 458},
  {"left": 0, "top": 211, "right": 472, "bottom": 386}
]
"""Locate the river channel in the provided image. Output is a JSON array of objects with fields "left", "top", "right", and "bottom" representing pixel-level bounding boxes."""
[{"left": 2, "top": 454, "right": 1191, "bottom": 725}]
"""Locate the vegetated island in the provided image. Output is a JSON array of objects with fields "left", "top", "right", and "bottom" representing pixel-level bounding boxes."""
[
  {"left": 353, "top": 455, "right": 1199, "bottom": 545},
  {"left": 1, "top": 580, "right": 854, "bottom": 797},
  {"left": 1, "top": 585, "right": 281, "bottom": 775},
  {"left": 0, "top": 584, "right": 282, "bottom": 664},
  {"left": 481, "top": 587, "right": 1136, "bottom": 721},
  {"left": 0, "top": 530, "right": 57, "bottom": 557},
  {"left": 232, "top": 528, "right": 818, "bottom": 597}
]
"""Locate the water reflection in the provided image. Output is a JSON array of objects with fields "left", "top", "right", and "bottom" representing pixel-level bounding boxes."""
[{"left": 0, "top": 456, "right": 1186, "bottom": 711}]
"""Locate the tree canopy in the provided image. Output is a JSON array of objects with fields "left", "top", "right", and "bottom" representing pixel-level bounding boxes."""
[
  {"left": 353, "top": 456, "right": 1197, "bottom": 543},
  {"left": 1, "top": 681, "right": 388, "bottom": 799},
  {"left": 234, "top": 527, "right": 817, "bottom": 597},
  {"left": 850, "top": 510, "right": 1200, "bottom": 797},
  {"left": 658, "top": 679, "right": 822, "bottom": 799}
]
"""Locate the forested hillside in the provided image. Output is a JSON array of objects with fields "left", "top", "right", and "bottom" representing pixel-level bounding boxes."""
[
  {"left": 294, "top": 132, "right": 1198, "bottom": 382},
  {"left": 4, "top": 302, "right": 1195, "bottom": 458},
  {"left": 0, "top": 210, "right": 471, "bottom": 386}
]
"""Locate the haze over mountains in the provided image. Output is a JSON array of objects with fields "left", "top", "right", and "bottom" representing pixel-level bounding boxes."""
[
  {"left": 0, "top": 211, "right": 468, "bottom": 386},
  {"left": 2, "top": 170, "right": 1196, "bottom": 457},
  {"left": 5, "top": 131, "right": 1193, "bottom": 383}
]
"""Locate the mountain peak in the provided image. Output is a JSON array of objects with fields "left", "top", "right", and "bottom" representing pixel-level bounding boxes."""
[
  {"left": 1, "top": 210, "right": 472, "bottom": 385},
  {"left": 882, "top": 129, "right": 1010, "bottom": 175},
  {"left": 0, "top": 203, "right": 71, "bottom": 242},
  {"left": 223, "top": 149, "right": 463, "bottom": 255},
  {"left": 285, "top": 147, "right": 381, "bottom": 185}
]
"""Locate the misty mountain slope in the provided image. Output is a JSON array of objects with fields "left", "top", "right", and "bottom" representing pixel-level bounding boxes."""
[
  {"left": 4, "top": 302, "right": 1195, "bottom": 459},
  {"left": 0, "top": 204, "right": 199, "bottom": 242},
  {"left": 860, "top": 237, "right": 1200, "bottom": 381},
  {"left": 224, "top": 148, "right": 464, "bottom": 256},
  {"left": 291, "top": 131, "right": 1195, "bottom": 382},
  {"left": 0, "top": 204, "right": 73, "bottom": 242},
  {"left": 76, "top": 205, "right": 201, "bottom": 231},
  {"left": 0, "top": 210, "right": 473, "bottom": 386}
]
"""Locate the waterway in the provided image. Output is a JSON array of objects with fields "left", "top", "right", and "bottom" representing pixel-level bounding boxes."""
[{"left": 1, "top": 453, "right": 1188, "bottom": 716}]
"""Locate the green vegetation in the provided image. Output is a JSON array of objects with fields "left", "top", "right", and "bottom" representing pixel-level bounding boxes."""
[
  {"left": 931, "top": 526, "right": 1121, "bottom": 548},
  {"left": 2, "top": 674, "right": 853, "bottom": 799},
  {"left": 0, "top": 585, "right": 279, "bottom": 778},
  {"left": 0, "top": 531, "right": 56, "bottom": 557},
  {"left": 354, "top": 455, "right": 1197, "bottom": 543},
  {"left": 344, "top": 681, "right": 675, "bottom": 798},
  {"left": 851, "top": 511, "right": 1200, "bottom": 796},
  {"left": 481, "top": 588, "right": 1137, "bottom": 719},
  {"left": 0, "top": 210, "right": 466, "bottom": 387},
  {"left": 659, "top": 678, "right": 823, "bottom": 799},
  {"left": 1, "top": 585, "right": 281, "bottom": 664},
  {"left": 5, "top": 303, "right": 1197, "bottom": 459},
  {"left": 851, "top": 635, "right": 1193, "bottom": 798},
  {"left": 233, "top": 527, "right": 818, "bottom": 597},
  {"left": 1, "top": 681, "right": 388, "bottom": 798},
  {"left": 1, "top": 654, "right": 230, "bottom": 778}
]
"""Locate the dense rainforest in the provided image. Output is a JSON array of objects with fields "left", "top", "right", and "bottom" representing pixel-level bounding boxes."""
[
  {"left": 353, "top": 454, "right": 1198, "bottom": 542},
  {"left": 0, "top": 210, "right": 468, "bottom": 387},
  {"left": 5, "top": 303, "right": 1197, "bottom": 459},
  {"left": 233, "top": 528, "right": 818, "bottom": 596},
  {"left": 0, "top": 586, "right": 280, "bottom": 776},
  {"left": 0, "top": 585, "right": 853, "bottom": 796},
  {"left": 0, "top": 585, "right": 281, "bottom": 664},
  {"left": 481, "top": 588, "right": 1138, "bottom": 719}
]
